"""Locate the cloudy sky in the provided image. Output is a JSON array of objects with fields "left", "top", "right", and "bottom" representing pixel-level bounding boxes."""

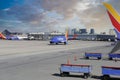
[{"left": 0, "top": 0, "right": 120, "bottom": 33}]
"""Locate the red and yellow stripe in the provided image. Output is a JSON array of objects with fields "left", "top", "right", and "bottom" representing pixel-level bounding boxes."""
[{"left": 103, "top": 2, "right": 120, "bottom": 32}]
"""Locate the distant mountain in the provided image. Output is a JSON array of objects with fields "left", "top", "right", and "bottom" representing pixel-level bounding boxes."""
[{"left": 2, "top": 29, "right": 11, "bottom": 35}]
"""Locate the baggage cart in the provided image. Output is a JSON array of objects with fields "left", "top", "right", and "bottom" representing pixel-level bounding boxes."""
[
  {"left": 102, "top": 66, "right": 120, "bottom": 80},
  {"left": 109, "top": 53, "right": 120, "bottom": 60},
  {"left": 60, "top": 64, "right": 92, "bottom": 79},
  {"left": 85, "top": 52, "right": 102, "bottom": 59}
]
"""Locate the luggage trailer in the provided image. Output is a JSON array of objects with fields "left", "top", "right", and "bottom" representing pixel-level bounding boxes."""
[
  {"left": 60, "top": 64, "right": 92, "bottom": 79},
  {"left": 85, "top": 52, "right": 102, "bottom": 60},
  {"left": 102, "top": 66, "right": 120, "bottom": 80},
  {"left": 109, "top": 53, "right": 120, "bottom": 60}
]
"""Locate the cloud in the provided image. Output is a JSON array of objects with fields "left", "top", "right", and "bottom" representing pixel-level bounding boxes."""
[
  {"left": 0, "top": 19, "right": 21, "bottom": 23},
  {"left": 3, "top": 8, "right": 11, "bottom": 11},
  {"left": 0, "top": 0, "right": 120, "bottom": 33}
]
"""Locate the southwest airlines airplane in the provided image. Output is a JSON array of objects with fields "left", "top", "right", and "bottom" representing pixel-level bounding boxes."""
[{"left": 103, "top": 2, "right": 120, "bottom": 53}]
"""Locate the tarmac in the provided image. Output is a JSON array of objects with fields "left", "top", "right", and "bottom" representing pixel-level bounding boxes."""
[{"left": 0, "top": 40, "right": 119, "bottom": 80}]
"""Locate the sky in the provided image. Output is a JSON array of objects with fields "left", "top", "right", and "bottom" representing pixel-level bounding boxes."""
[{"left": 0, "top": 0, "right": 120, "bottom": 33}]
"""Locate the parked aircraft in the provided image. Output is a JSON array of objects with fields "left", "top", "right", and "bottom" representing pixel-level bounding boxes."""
[
  {"left": 103, "top": 2, "right": 120, "bottom": 53},
  {"left": 6, "top": 35, "right": 19, "bottom": 40},
  {"left": 50, "top": 29, "right": 68, "bottom": 45}
]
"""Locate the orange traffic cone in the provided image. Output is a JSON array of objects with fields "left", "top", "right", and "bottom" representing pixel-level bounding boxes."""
[
  {"left": 74, "top": 55, "right": 77, "bottom": 61},
  {"left": 67, "top": 59, "right": 70, "bottom": 64}
]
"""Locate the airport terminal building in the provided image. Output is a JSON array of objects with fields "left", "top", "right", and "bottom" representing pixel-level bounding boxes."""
[
  {"left": 27, "top": 33, "right": 115, "bottom": 41},
  {"left": 1, "top": 29, "right": 115, "bottom": 41}
]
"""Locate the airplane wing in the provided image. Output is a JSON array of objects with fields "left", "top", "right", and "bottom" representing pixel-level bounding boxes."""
[{"left": 110, "top": 40, "right": 120, "bottom": 53}]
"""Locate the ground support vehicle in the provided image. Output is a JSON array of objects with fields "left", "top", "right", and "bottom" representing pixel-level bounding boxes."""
[
  {"left": 102, "top": 66, "right": 120, "bottom": 80},
  {"left": 85, "top": 52, "right": 102, "bottom": 60},
  {"left": 60, "top": 64, "right": 92, "bottom": 79},
  {"left": 109, "top": 53, "right": 120, "bottom": 60},
  {"left": 50, "top": 36, "right": 67, "bottom": 45}
]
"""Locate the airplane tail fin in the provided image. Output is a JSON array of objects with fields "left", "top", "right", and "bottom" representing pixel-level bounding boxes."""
[
  {"left": 72, "top": 34, "right": 78, "bottom": 40},
  {"left": 103, "top": 2, "right": 120, "bottom": 39},
  {"left": 65, "top": 29, "right": 68, "bottom": 41},
  {"left": 103, "top": 2, "right": 120, "bottom": 53},
  {"left": 0, "top": 32, "right": 6, "bottom": 39}
]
